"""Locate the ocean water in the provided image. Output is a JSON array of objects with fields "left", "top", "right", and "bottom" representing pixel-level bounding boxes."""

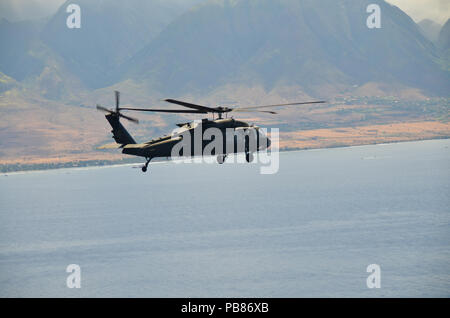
[{"left": 0, "top": 139, "right": 449, "bottom": 297}]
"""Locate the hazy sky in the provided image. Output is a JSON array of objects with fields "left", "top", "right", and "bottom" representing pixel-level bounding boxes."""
[
  {"left": 0, "top": 0, "right": 449, "bottom": 25},
  {"left": 386, "top": 0, "right": 449, "bottom": 24},
  {"left": 0, "top": 0, "right": 65, "bottom": 21}
]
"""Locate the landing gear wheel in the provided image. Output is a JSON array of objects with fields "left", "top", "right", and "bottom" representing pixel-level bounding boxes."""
[
  {"left": 217, "top": 154, "right": 227, "bottom": 164},
  {"left": 246, "top": 152, "right": 254, "bottom": 163},
  {"left": 142, "top": 157, "right": 151, "bottom": 173}
]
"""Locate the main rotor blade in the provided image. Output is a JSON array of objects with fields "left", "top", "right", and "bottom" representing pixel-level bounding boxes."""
[
  {"left": 164, "top": 99, "right": 217, "bottom": 112},
  {"left": 232, "top": 109, "right": 277, "bottom": 114},
  {"left": 96, "top": 104, "right": 112, "bottom": 113},
  {"left": 234, "top": 100, "right": 326, "bottom": 111},
  {"left": 120, "top": 107, "right": 207, "bottom": 114},
  {"left": 119, "top": 113, "right": 139, "bottom": 124},
  {"left": 115, "top": 91, "right": 120, "bottom": 111}
]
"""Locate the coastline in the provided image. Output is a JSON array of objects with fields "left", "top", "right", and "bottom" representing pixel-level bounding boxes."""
[{"left": 1, "top": 136, "right": 449, "bottom": 174}]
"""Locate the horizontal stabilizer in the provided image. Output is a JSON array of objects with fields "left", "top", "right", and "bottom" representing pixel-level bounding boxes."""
[
  {"left": 97, "top": 142, "right": 124, "bottom": 149},
  {"left": 97, "top": 143, "right": 151, "bottom": 149},
  {"left": 123, "top": 143, "right": 156, "bottom": 149}
]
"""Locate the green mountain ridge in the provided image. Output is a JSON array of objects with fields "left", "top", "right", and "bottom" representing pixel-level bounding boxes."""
[
  {"left": 0, "top": 18, "right": 46, "bottom": 81},
  {"left": 0, "top": 0, "right": 449, "bottom": 98},
  {"left": 123, "top": 0, "right": 449, "bottom": 96},
  {"left": 41, "top": 0, "right": 206, "bottom": 89},
  {"left": 418, "top": 19, "right": 442, "bottom": 43},
  {"left": 438, "top": 19, "right": 450, "bottom": 50},
  {"left": 437, "top": 19, "right": 450, "bottom": 71}
]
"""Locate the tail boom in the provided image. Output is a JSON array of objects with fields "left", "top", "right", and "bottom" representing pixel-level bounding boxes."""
[{"left": 105, "top": 114, "right": 136, "bottom": 145}]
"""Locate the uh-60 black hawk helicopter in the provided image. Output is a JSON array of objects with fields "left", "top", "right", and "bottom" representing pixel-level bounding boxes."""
[{"left": 96, "top": 91, "right": 325, "bottom": 172}]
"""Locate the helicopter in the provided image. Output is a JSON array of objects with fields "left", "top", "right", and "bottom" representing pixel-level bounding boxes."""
[{"left": 96, "top": 91, "right": 325, "bottom": 172}]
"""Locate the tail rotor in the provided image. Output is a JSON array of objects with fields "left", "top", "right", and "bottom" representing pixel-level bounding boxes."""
[{"left": 96, "top": 91, "right": 139, "bottom": 124}]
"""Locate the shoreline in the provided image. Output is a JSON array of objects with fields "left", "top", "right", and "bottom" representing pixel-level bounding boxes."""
[{"left": 1, "top": 136, "right": 449, "bottom": 174}]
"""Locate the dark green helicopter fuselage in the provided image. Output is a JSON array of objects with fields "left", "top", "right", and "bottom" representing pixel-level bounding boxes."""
[{"left": 105, "top": 114, "right": 270, "bottom": 161}]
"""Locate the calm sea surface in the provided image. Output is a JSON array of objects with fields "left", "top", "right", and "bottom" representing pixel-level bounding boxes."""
[{"left": 0, "top": 139, "right": 449, "bottom": 297}]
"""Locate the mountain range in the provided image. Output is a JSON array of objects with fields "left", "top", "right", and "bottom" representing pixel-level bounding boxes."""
[
  {"left": 418, "top": 19, "right": 442, "bottom": 43},
  {"left": 0, "top": 0, "right": 449, "bottom": 167},
  {"left": 124, "top": 0, "right": 449, "bottom": 97},
  {"left": 0, "top": 0, "right": 449, "bottom": 97}
]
